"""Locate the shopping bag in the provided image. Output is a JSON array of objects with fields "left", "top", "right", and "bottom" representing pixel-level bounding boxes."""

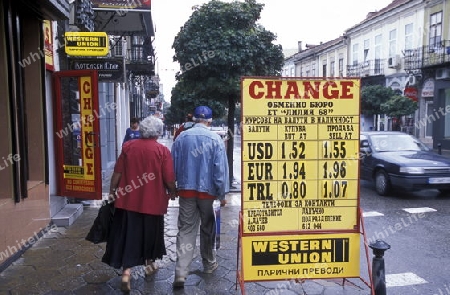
[
  {"left": 213, "top": 200, "right": 220, "bottom": 249},
  {"left": 85, "top": 201, "right": 115, "bottom": 244}
]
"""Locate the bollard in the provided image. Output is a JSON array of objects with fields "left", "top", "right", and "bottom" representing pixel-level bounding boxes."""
[
  {"left": 369, "top": 239, "right": 390, "bottom": 295},
  {"left": 438, "top": 143, "right": 442, "bottom": 155}
]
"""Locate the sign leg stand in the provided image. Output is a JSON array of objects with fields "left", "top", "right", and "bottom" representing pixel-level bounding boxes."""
[
  {"left": 360, "top": 208, "right": 375, "bottom": 295},
  {"left": 236, "top": 211, "right": 246, "bottom": 295}
]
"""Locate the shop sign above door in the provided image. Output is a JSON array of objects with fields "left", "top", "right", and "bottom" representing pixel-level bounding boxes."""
[{"left": 65, "top": 32, "right": 109, "bottom": 56}]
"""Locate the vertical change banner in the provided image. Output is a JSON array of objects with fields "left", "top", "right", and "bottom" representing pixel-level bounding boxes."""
[{"left": 240, "top": 78, "right": 361, "bottom": 280}]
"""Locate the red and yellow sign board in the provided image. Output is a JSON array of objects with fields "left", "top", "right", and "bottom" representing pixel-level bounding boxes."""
[
  {"left": 54, "top": 70, "right": 101, "bottom": 199},
  {"left": 43, "top": 20, "right": 54, "bottom": 71},
  {"left": 242, "top": 233, "right": 360, "bottom": 281},
  {"left": 61, "top": 76, "right": 96, "bottom": 193},
  {"left": 240, "top": 77, "right": 361, "bottom": 281}
]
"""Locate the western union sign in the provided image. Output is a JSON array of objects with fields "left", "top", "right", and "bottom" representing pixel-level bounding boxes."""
[
  {"left": 65, "top": 32, "right": 109, "bottom": 56},
  {"left": 242, "top": 233, "right": 360, "bottom": 281},
  {"left": 252, "top": 238, "right": 350, "bottom": 265}
]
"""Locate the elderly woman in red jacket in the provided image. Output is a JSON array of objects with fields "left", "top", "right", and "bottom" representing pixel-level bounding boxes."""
[{"left": 102, "top": 116, "right": 177, "bottom": 292}]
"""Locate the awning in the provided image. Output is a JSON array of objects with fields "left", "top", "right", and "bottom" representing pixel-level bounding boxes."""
[
  {"left": 18, "top": 0, "right": 70, "bottom": 20},
  {"left": 92, "top": 0, "right": 154, "bottom": 36}
]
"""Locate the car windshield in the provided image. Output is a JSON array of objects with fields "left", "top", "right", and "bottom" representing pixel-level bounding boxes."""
[{"left": 369, "top": 134, "right": 428, "bottom": 152}]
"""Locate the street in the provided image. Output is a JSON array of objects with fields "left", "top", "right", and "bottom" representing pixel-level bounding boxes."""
[
  {"left": 232, "top": 134, "right": 450, "bottom": 295},
  {"left": 360, "top": 180, "right": 450, "bottom": 295}
]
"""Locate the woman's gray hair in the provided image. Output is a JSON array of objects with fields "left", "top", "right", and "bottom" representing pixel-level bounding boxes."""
[{"left": 140, "top": 116, "right": 163, "bottom": 138}]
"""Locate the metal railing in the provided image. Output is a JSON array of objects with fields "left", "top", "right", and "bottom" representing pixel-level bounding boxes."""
[
  {"left": 404, "top": 40, "right": 450, "bottom": 70},
  {"left": 346, "top": 59, "right": 385, "bottom": 77},
  {"left": 127, "top": 45, "right": 154, "bottom": 63}
]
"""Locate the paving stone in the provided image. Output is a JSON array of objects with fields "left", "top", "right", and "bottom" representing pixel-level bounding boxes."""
[
  {"left": 141, "top": 279, "right": 173, "bottom": 294},
  {"left": 0, "top": 200, "right": 373, "bottom": 295},
  {"left": 72, "top": 283, "right": 115, "bottom": 294},
  {"left": 9, "top": 289, "right": 42, "bottom": 295},
  {"left": 265, "top": 289, "right": 298, "bottom": 295},
  {"left": 293, "top": 280, "right": 325, "bottom": 295},
  {"left": 47, "top": 276, "right": 86, "bottom": 292},
  {"left": 0, "top": 275, "right": 24, "bottom": 291}
]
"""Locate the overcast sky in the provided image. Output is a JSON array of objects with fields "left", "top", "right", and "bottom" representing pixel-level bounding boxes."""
[{"left": 152, "top": 0, "right": 393, "bottom": 102}]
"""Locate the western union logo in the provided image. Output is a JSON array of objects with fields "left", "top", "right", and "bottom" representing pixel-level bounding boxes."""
[
  {"left": 251, "top": 238, "right": 349, "bottom": 265},
  {"left": 66, "top": 36, "right": 107, "bottom": 47},
  {"left": 65, "top": 32, "right": 109, "bottom": 56}
]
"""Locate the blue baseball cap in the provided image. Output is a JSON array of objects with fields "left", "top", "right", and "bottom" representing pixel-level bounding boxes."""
[{"left": 194, "top": 106, "right": 213, "bottom": 119}]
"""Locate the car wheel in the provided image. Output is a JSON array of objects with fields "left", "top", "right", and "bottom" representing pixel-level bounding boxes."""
[
  {"left": 438, "top": 189, "right": 450, "bottom": 196},
  {"left": 375, "top": 170, "right": 391, "bottom": 196}
]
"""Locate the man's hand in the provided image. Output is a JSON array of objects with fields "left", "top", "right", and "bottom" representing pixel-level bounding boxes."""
[{"left": 169, "top": 190, "right": 178, "bottom": 200}]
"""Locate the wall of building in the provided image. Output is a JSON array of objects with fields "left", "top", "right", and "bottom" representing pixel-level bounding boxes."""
[
  {"left": 99, "top": 83, "right": 118, "bottom": 178},
  {"left": 0, "top": 1, "right": 52, "bottom": 270},
  {"left": 286, "top": 0, "right": 450, "bottom": 141}
]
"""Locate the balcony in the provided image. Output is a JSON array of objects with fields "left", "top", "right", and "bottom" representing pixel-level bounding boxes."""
[
  {"left": 126, "top": 38, "right": 155, "bottom": 76},
  {"left": 403, "top": 49, "right": 423, "bottom": 71},
  {"left": 423, "top": 41, "right": 450, "bottom": 67},
  {"left": 145, "top": 83, "right": 159, "bottom": 98},
  {"left": 404, "top": 40, "right": 450, "bottom": 71},
  {"left": 346, "top": 60, "right": 385, "bottom": 77}
]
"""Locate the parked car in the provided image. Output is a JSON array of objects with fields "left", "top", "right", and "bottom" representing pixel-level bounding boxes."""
[
  {"left": 210, "top": 126, "right": 227, "bottom": 139},
  {"left": 360, "top": 131, "right": 450, "bottom": 196}
]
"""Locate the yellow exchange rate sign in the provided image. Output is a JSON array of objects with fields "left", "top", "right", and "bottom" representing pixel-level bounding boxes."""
[
  {"left": 241, "top": 78, "right": 361, "bottom": 234},
  {"left": 240, "top": 77, "right": 361, "bottom": 281}
]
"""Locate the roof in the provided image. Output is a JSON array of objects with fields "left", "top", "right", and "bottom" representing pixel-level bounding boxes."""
[
  {"left": 345, "top": 0, "right": 411, "bottom": 32},
  {"left": 291, "top": 36, "right": 345, "bottom": 61}
]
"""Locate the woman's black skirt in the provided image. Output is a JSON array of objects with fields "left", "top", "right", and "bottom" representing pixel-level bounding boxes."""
[{"left": 101, "top": 208, "right": 166, "bottom": 269}]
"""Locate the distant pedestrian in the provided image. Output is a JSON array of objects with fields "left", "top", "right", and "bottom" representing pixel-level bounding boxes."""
[
  {"left": 171, "top": 105, "right": 229, "bottom": 288},
  {"left": 122, "top": 117, "right": 140, "bottom": 144},
  {"left": 173, "top": 113, "right": 195, "bottom": 141},
  {"left": 102, "top": 116, "right": 177, "bottom": 293}
]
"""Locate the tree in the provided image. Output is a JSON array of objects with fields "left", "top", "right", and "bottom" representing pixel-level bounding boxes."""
[
  {"left": 171, "top": 0, "right": 284, "bottom": 185},
  {"left": 381, "top": 96, "right": 418, "bottom": 131},
  {"left": 167, "top": 78, "right": 227, "bottom": 126},
  {"left": 361, "top": 85, "right": 398, "bottom": 130},
  {"left": 361, "top": 85, "right": 396, "bottom": 116}
]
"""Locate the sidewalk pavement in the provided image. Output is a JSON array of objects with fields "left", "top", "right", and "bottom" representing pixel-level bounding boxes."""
[
  {"left": 0, "top": 194, "right": 372, "bottom": 295},
  {"left": 0, "top": 137, "right": 373, "bottom": 294},
  {"left": 434, "top": 148, "right": 450, "bottom": 158}
]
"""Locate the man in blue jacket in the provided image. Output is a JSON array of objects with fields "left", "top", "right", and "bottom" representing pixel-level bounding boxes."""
[{"left": 171, "top": 105, "right": 229, "bottom": 288}]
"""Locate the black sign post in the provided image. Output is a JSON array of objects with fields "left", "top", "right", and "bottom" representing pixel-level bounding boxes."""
[{"left": 69, "top": 58, "right": 124, "bottom": 82}]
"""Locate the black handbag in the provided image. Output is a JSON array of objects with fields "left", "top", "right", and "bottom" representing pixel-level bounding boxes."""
[{"left": 85, "top": 201, "right": 115, "bottom": 244}]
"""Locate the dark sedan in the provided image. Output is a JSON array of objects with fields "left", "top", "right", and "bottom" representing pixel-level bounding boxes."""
[{"left": 360, "top": 131, "right": 450, "bottom": 196}]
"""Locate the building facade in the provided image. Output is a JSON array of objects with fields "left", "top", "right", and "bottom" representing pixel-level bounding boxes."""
[
  {"left": 0, "top": 0, "right": 162, "bottom": 271},
  {"left": 0, "top": 0, "right": 70, "bottom": 271},
  {"left": 284, "top": 0, "right": 450, "bottom": 148}
]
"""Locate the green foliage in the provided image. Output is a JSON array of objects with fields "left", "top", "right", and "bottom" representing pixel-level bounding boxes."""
[
  {"left": 170, "top": 0, "right": 284, "bottom": 111},
  {"left": 361, "top": 85, "right": 397, "bottom": 116},
  {"left": 170, "top": 0, "right": 284, "bottom": 184},
  {"left": 166, "top": 78, "right": 227, "bottom": 125},
  {"left": 380, "top": 95, "right": 418, "bottom": 118}
]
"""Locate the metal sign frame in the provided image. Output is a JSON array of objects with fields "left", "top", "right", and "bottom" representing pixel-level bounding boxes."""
[{"left": 236, "top": 76, "right": 373, "bottom": 294}]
